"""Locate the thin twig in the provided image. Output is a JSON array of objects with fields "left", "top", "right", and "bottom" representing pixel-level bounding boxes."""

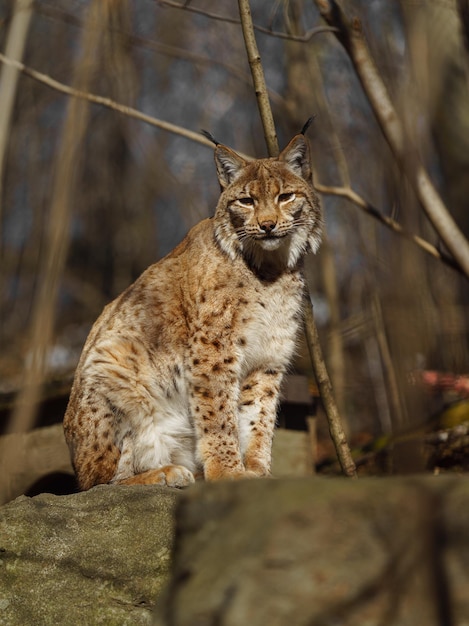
[
  {"left": 314, "top": 0, "right": 469, "bottom": 280},
  {"left": 238, "top": 0, "right": 279, "bottom": 157},
  {"left": 303, "top": 293, "right": 357, "bottom": 477},
  {"left": 0, "top": 0, "right": 33, "bottom": 239},
  {"left": 237, "top": 0, "right": 356, "bottom": 476},
  {"left": 0, "top": 51, "right": 214, "bottom": 149},
  {"left": 0, "top": 52, "right": 257, "bottom": 161},
  {"left": 37, "top": 1, "right": 285, "bottom": 108},
  {"left": 315, "top": 182, "right": 462, "bottom": 273},
  {"left": 156, "top": 0, "right": 336, "bottom": 41},
  {"left": 370, "top": 290, "right": 406, "bottom": 428}
]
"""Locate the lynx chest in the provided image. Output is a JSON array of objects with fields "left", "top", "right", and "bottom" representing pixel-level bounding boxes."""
[{"left": 236, "top": 271, "right": 304, "bottom": 375}]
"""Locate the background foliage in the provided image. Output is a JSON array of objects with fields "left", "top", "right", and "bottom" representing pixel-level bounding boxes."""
[{"left": 1, "top": 0, "right": 468, "bottom": 444}]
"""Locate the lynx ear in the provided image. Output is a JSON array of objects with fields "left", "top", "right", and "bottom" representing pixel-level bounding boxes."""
[
  {"left": 214, "top": 145, "right": 247, "bottom": 189},
  {"left": 279, "top": 134, "right": 312, "bottom": 182}
]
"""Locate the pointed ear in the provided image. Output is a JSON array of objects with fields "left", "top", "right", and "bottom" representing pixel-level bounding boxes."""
[
  {"left": 279, "top": 134, "right": 312, "bottom": 182},
  {"left": 214, "top": 145, "right": 247, "bottom": 189}
]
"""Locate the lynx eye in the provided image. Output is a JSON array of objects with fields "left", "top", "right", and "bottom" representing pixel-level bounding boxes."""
[
  {"left": 278, "top": 192, "right": 295, "bottom": 203},
  {"left": 238, "top": 197, "right": 255, "bottom": 207}
]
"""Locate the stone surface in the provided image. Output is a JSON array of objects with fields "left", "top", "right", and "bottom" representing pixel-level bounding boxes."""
[
  {"left": 0, "top": 485, "right": 179, "bottom": 626},
  {"left": 0, "top": 424, "right": 74, "bottom": 504},
  {"left": 443, "top": 479, "right": 469, "bottom": 623},
  {"left": 154, "top": 476, "right": 469, "bottom": 626},
  {"left": 272, "top": 428, "right": 313, "bottom": 478},
  {"left": 2, "top": 472, "right": 469, "bottom": 626}
]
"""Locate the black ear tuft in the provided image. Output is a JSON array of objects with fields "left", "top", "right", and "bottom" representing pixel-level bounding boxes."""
[
  {"left": 214, "top": 145, "right": 247, "bottom": 189},
  {"left": 300, "top": 116, "right": 316, "bottom": 136},
  {"left": 201, "top": 129, "right": 220, "bottom": 146},
  {"left": 279, "top": 134, "right": 312, "bottom": 182}
]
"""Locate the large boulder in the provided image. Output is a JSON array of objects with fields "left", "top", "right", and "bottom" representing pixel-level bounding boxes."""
[
  {"left": 0, "top": 485, "right": 178, "bottom": 625},
  {"left": 2, "top": 475, "right": 469, "bottom": 626},
  {"left": 154, "top": 476, "right": 469, "bottom": 626}
]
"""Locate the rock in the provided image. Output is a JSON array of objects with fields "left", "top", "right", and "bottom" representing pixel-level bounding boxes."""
[
  {"left": 272, "top": 428, "right": 313, "bottom": 478},
  {"left": 3, "top": 469, "right": 469, "bottom": 626},
  {"left": 154, "top": 476, "right": 469, "bottom": 626},
  {"left": 0, "top": 485, "right": 179, "bottom": 626},
  {"left": 0, "top": 424, "right": 74, "bottom": 505},
  {"left": 0, "top": 424, "right": 313, "bottom": 505}
]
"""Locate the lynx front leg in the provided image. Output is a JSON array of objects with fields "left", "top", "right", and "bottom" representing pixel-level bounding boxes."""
[
  {"left": 188, "top": 339, "right": 249, "bottom": 481},
  {"left": 238, "top": 368, "right": 284, "bottom": 477},
  {"left": 190, "top": 378, "right": 248, "bottom": 480}
]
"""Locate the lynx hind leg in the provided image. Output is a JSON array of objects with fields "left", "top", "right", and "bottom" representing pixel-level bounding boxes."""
[
  {"left": 116, "top": 465, "right": 195, "bottom": 488},
  {"left": 65, "top": 417, "right": 121, "bottom": 491}
]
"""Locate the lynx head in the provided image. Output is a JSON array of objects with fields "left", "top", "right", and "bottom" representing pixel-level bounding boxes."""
[{"left": 213, "top": 134, "right": 322, "bottom": 270}]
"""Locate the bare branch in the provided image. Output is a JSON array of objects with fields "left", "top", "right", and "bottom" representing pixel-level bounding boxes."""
[
  {"left": 6, "top": 3, "right": 99, "bottom": 441},
  {"left": 37, "top": 1, "right": 287, "bottom": 108},
  {"left": 156, "top": 0, "right": 336, "bottom": 42},
  {"left": 238, "top": 0, "right": 279, "bottom": 157},
  {"left": 2, "top": 0, "right": 111, "bottom": 502},
  {"left": 0, "top": 0, "right": 33, "bottom": 237},
  {"left": 314, "top": 0, "right": 469, "bottom": 280},
  {"left": 303, "top": 293, "right": 358, "bottom": 478},
  {"left": 237, "top": 0, "right": 355, "bottom": 476},
  {"left": 315, "top": 182, "right": 462, "bottom": 273},
  {"left": 157, "top": 0, "right": 241, "bottom": 25},
  {"left": 0, "top": 52, "right": 216, "bottom": 149}
]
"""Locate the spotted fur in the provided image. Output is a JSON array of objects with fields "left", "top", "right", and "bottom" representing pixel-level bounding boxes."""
[{"left": 63, "top": 134, "right": 322, "bottom": 489}]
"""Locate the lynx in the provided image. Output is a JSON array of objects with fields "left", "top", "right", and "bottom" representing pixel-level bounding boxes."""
[{"left": 63, "top": 132, "right": 322, "bottom": 490}]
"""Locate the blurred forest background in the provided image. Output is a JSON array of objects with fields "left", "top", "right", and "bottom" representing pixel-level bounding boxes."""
[{"left": 1, "top": 0, "right": 469, "bottom": 462}]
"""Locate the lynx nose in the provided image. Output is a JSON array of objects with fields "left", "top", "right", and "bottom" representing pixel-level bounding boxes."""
[{"left": 259, "top": 220, "right": 276, "bottom": 234}]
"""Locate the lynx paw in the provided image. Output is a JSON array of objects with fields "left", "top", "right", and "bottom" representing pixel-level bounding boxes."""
[
  {"left": 205, "top": 468, "right": 260, "bottom": 481},
  {"left": 161, "top": 465, "right": 196, "bottom": 488},
  {"left": 234, "top": 470, "right": 261, "bottom": 479},
  {"left": 118, "top": 465, "right": 195, "bottom": 488},
  {"left": 244, "top": 460, "right": 271, "bottom": 478}
]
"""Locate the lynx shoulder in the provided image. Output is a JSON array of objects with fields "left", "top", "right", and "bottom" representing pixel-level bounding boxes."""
[{"left": 63, "top": 133, "right": 322, "bottom": 489}]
